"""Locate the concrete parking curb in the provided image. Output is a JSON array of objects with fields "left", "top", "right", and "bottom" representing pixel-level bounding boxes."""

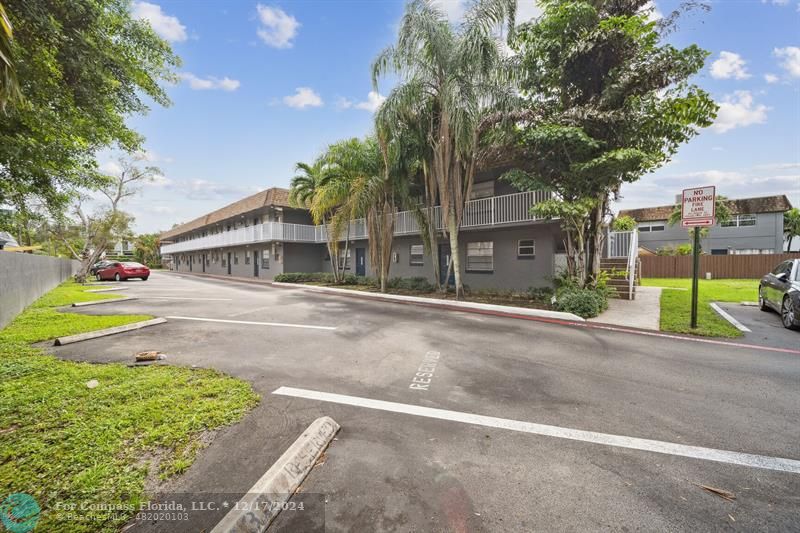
[
  {"left": 211, "top": 416, "right": 340, "bottom": 533},
  {"left": 272, "top": 282, "right": 586, "bottom": 322},
  {"left": 710, "top": 302, "right": 752, "bottom": 332},
  {"left": 54, "top": 318, "right": 167, "bottom": 346},
  {"left": 85, "top": 287, "right": 130, "bottom": 293},
  {"left": 72, "top": 296, "right": 137, "bottom": 307}
]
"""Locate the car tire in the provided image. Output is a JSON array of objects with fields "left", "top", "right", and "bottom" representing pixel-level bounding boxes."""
[
  {"left": 758, "top": 286, "right": 770, "bottom": 312},
  {"left": 114, "top": 273, "right": 121, "bottom": 282},
  {"left": 142, "top": 276, "right": 149, "bottom": 281},
  {"left": 781, "top": 296, "right": 799, "bottom": 330},
  {"left": 95, "top": 273, "right": 101, "bottom": 281}
]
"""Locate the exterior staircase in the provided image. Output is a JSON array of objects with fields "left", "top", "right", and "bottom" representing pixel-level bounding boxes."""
[{"left": 600, "top": 257, "right": 640, "bottom": 300}]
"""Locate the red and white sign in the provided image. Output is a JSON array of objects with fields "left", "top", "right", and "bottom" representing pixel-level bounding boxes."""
[{"left": 681, "top": 186, "right": 715, "bottom": 228}]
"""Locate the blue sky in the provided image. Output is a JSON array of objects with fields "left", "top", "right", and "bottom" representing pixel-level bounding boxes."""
[{"left": 110, "top": 0, "right": 800, "bottom": 234}]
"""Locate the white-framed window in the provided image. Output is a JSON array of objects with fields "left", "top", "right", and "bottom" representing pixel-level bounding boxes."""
[
  {"left": 466, "top": 241, "right": 493, "bottom": 272},
  {"left": 721, "top": 214, "right": 757, "bottom": 227},
  {"left": 245, "top": 253, "right": 250, "bottom": 265},
  {"left": 732, "top": 248, "right": 774, "bottom": 255},
  {"left": 233, "top": 252, "right": 238, "bottom": 265},
  {"left": 518, "top": 239, "right": 535, "bottom": 258},
  {"left": 262, "top": 249, "right": 270, "bottom": 269},
  {"left": 410, "top": 244, "right": 424, "bottom": 266},
  {"left": 638, "top": 223, "right": 665, "bottom": 232},
  {"left": 470, "top": 180, "right": 495, "bottom": 200}
]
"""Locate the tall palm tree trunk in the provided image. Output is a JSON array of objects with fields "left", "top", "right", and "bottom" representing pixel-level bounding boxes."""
[{"left": 447, "top": 208, "right": 464, "bottom": 298}]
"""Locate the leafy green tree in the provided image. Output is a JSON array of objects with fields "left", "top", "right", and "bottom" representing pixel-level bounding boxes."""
[
  {"left": 289, "top": 156, "right": 354, "bottom": 283},
  {"left": 532, "top": 197, "right": 596, "bottom": 284},
  {"left": 784, "top": 208, "right": 800, "bottom": 251},
  {"left": 666, "top": 195, "right": 732, "bottom": 252},
  {"left": 373, "top": 0, "right": 518, "bottom": 298},
  {"left": 134, "top": 233, "right": 161, "bottom": 267},
  {"left": 612, "top": 215, "right": 637, "bottom": 232},
  {"left": 0, "top": 2, "right": 21, "bottom": 111},
  {"left": 0, "top": 0, "right": 179, "bottom": 212},
  {"left": 501, "top": 0, "right": 717, "bottom": 284}
]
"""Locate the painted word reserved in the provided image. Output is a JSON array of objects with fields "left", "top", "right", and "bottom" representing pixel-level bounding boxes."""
[{"left": 409, "top": 351, "right": 440, "bottom": 391}]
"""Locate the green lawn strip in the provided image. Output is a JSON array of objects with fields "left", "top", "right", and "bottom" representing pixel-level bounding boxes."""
[
  {"left": 641, "top": 278, "right": 759, "bottom": 337},
  {"left": 0, "top": 281, "right": 260, "bottom": 532}
]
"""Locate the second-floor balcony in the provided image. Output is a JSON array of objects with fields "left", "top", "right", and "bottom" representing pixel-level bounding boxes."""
[{"left": 161, "top": 190, "right": 552, "bottom": 255}]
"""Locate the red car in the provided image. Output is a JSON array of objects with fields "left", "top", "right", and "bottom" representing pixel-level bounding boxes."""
[{"left": 96, "top": 261, "right": 150, "bottom": 281}]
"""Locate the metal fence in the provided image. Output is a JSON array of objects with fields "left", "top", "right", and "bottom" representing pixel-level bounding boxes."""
[{"left": 640, "top": 253, "right": 800, "bottom": 279}]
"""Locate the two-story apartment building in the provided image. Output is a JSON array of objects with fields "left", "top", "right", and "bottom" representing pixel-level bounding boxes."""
[
  {"left": 619, "top": 195, "right": 792, "bottom": 255},
  {"left": 160, "top": 175, "right": 561, "bottom": 291}
]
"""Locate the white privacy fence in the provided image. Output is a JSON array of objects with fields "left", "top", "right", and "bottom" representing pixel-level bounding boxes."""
[{"left": 161, "top": 190, "right": 551, "bottom": 255}]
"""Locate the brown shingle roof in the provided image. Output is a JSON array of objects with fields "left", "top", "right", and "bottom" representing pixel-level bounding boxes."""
[
  {"left": 619, "top": 195, "right": 793, "bottom": 222},
  {"left": 160, "top": 187, "right": 293, "bottom": 240}
]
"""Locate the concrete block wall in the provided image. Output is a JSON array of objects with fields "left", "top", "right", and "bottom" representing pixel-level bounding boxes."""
[{"left": 0, "top": 252, "right": 80, "bottom": 329}]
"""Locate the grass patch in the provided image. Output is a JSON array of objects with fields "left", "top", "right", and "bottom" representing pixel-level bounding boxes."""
[
  {"left": 0, "top": 280, "right": 259, "bottom": 531},
  {"left": 0, "top": 280, "right": 150, "bottom": 345},
  {"left": 642, "top": 278, "right": 759, "bottom": 337}
]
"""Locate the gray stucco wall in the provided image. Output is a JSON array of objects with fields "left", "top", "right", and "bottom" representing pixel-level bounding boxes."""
[
  {"left": 0, "top": 252, "right": 80, "bottom": 329},
  {"left": 320, "top": 222, "right": 560, "bottom": 290},
  {"left": 637, "top": 212, "right": 784, "bottom": 253},
  {"left": 283, "top": 243, "right": 324, "bottom": 273}
]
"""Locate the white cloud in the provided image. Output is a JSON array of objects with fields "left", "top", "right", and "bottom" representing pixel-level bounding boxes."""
[
  {"left": 148, "top": 174, "right": 173, "bottom": 187},
  {"left": 131, "top": 2, "right": 187, "bottom": 42},
  {"left": 283, "top": 87, "right": 323, "bottom": 109},
  {"left": 354, "top": 91, "right": 386, "bottom": 112},
  {"left": 178, "top": 180, "right": 260, "bottom": 201},
  {"left": 179, "top": 72, "right": 240, "bottom": 91},
  {"left": 256, "top": 5, "right": 299, "bottom": 48},
  {"left": 134, "top": 149, "right": 173, "bottom": 164},
  {"left": 336, "top": 91, "right": 386, "bottom": 113},
  {"left": 516, "top": 1, "right": 542, "bottom": 22},
  {"left": 641, "top": 1, "right": 662, "bottom": 22},
  {"left": 774, "top": 46, "right": 800, "bottom": 77},
  {"left": 710, "top": 51, "right": 750, "bottom": 80},
  {"left": 99, "top": 161, "right": 123, "bottom": 176},
  {"left": 764, "top": 73, "right": 779, "bottom": 84},
  {"left": 711, "top": 91, "right": 769, "bottom": 133},
  {"left": 761, "top": 0, "right": 790, "bottom": 5}
]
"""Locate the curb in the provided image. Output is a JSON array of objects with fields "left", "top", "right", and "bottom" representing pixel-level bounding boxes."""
[
  {"left": 272, "top": 282, "right": 586, "bottom": 322},
  {"left": 85, "top": 287, "right": 130, "bottom": 293},
  {"left": 72, "top": 296, "right": 137, "bottom": 307},
  {"left": 211, "top": 416, "right": 340, "bottom": 533},
  {"left": 54, "top": 318, "right": 167, "bottom": 346}
]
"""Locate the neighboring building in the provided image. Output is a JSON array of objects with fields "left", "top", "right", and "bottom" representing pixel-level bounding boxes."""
[
  {"left": 619, "top": 195, "right": 793, "bottom": 255},
  {"left": 0, "top": 231, "right": 20, "bottom": 250},
  {"left": 160, "top": 175, "right": 561, "bottom": 291}
]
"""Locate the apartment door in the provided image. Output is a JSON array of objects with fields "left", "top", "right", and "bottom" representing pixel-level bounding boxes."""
[
  {"left": 253, "top": 250, "right": 259, "bottom": 277},
  {"left": 356, "top": 248, "right": 366, "bottom": 276},
  {"left": 227, "top": 252, "right": 232, "bottom": 275},
  {"left": 438, "top": 244, "right": 454, "bottom": 286},
  {"left": 202, "top": 253, "right": 206, "bottom": 273},
  {"left": 189, "top": 255, "right": 193, "bottom": 272}
]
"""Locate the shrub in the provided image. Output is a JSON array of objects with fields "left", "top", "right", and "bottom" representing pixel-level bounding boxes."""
[
  {"left": 555, "top": 287, "right": 609, "bottom": 318},
  {"left": 386, "top": 276, "right": 434, "bottom": 292},
  {"left": 527, "top": 286, "right": 554, "bottom": 303},
  {"left": 612, "top": 215, "right": 637, "bottom": 231}
]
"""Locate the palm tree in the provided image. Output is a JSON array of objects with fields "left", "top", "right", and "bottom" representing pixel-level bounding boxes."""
[
  {"left": 289, "top": 159, "right": 349, "bottom": 282},
  {"left": 0, "top": 2, "right": 21, "bottom": 111},
  {"left": 785, "top": 208, "right": 800, "bottom": 252},
  {"left": 373, "top": 0, "right": 517, "bottom": 298}
]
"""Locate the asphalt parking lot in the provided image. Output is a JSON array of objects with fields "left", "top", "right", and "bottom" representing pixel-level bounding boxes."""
[
  {"left": 50, "top": 272, "right": 800, "bottom": 531},
  {"left": 716, "top": 302, "right": 799, "bottom": 351}
]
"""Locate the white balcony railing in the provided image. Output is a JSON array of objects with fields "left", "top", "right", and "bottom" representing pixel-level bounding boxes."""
[{"left": 161, "top": 190, "right": 551, "bottom": 255}]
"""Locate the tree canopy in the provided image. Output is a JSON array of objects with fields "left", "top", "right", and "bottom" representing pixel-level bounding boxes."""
[{"left": 0, "top": 0, "right": 180, "bottom": 212}]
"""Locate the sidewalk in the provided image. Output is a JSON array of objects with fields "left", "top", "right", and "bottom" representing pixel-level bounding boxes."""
[{"left": 589, "top": 286, "right": 662, "bottom": 330}]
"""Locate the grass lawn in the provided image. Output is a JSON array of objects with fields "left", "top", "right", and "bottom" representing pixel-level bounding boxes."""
[
  {"left": 0, "top": 280, "right": 259, "bottom": 532},
  {"left": 641, "top": 278, "right": 759, "bottom": 337}
]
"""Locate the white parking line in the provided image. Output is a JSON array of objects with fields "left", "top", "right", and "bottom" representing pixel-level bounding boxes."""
[
  {"left": 710, "top": 303, "right": 752, "bottom": 332},
  {"left": 139, "top": 297, "right": 232, "bottom": 301},
  {"left": 272, "top": 386, "right": 800, "bottom": 474},
  {"left": 167, "top": 316, "right": 336, "bottom": 331}
]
